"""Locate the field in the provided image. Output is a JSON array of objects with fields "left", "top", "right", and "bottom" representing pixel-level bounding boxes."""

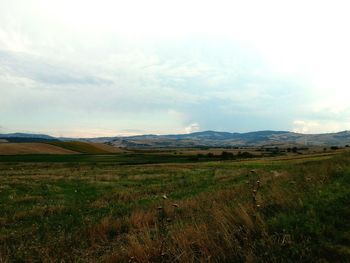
[
  {"left": 0, "top": 143, "right": 78, "bottom": 155},
  {"left": 46, "top": 142, "right": 127, "bottom": 154},
  {"left": 0, "top": 142, "right": 126, "bottom": 156},
  {"left": 0, "top": 149, "right": 349, "bottom": 262}
]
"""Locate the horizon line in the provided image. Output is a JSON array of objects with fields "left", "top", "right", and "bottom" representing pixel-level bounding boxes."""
[{"left": 1, "top": 129, "right": 350, "bottom": 139}]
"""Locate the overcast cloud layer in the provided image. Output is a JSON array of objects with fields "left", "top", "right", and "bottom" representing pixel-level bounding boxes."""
[{"left": 1, "top": 0, "right": 350, "bottom": 137}]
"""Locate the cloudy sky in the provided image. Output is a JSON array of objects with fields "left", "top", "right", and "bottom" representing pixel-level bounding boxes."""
[{"left": 1, "top": 0, "right": 350, "bottom": 137}]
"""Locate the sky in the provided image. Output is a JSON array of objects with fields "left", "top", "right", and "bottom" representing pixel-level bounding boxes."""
[{"left": 1, "top": 0, "right": 350, "bottom": 137}]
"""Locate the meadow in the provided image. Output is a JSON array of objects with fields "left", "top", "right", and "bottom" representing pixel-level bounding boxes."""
[{"left": 0, "top": 150, "right": 349, "bottom": 262}]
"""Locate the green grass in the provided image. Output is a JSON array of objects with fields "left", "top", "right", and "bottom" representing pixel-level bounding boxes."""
[
  {"left": 0, "top": 152, "right": 349, "bottom": 262},
  {"left": 0, "top": 153, "right": 196, "bottom": 164}
]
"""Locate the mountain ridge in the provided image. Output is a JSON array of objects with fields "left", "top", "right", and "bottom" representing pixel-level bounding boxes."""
[{"left": 1, "top": 130, "right": 350, "bottom": 147}]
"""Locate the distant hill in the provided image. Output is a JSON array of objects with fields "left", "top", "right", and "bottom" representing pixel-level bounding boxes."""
[
  {"left": 0, "top": 133, "right": 58, "bottom": 142},
  {"left": 105, "top": 130, "right": 350, "bottom": 148},
  {"left": 2, "top": 130, "right": 350, "bottom": 148},
  {"left": 0, "top": 134, "right": 126, "bottom": 154}
]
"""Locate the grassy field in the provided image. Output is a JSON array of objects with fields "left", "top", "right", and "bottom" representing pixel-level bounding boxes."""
[
  {"left": 0, "top": 153, "right": 198, "bottom": 164},
  {"left": 0, "top": 151, "right": 349, "bottom": 262}
]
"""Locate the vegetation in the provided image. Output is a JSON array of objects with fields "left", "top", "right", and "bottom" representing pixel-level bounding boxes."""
[
  {"left": 0, "top": 153, "right": 201, "bottom": 164},
  {"left": 0, "top": 150, "right": 260, "bottom": 164},
  {"left": 195, "top": 151, "right": 255, "bottom": 161},
  {"left": 0, "top": 150, "right": 349, "bottom": 262}
]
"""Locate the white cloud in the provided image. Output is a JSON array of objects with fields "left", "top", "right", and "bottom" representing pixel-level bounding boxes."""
[
  {"left": 293, "top": 120, "right": 350, "bottom": 134},
  {"left": 0, "top": 29, "right": 31, "bottom": 53},
  {"left": 185, "top": 123, "right": 200, "bottom": 134},
  {"left": 293, "top": 120, "right": 321, "bottom": 134}
]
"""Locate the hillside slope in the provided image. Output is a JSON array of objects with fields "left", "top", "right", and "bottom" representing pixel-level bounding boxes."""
[
  {"left": 47, "top": 141, "right": 125, "bottom": 154},
  {"left": 0, "top": 143, "right": 78, "bottom": 155},
  {"left": 107, "top": 130, "right": 350, "bottom": 148}
]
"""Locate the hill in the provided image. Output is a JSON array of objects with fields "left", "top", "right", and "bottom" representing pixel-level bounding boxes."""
[
  {"left": 2, "top": 130, "right": 350, "bottom": 148},
  {"left": 0, "top": 141, "right": 125, "bottom": 155},
  {"left": 106, "top": 130, "right": 350, "bottom": 148},
  {"left": 47, "top": 141, "right": 126, "bottom": 154},
  {"left": 0, "top": 143, "right": 78, "bottom": 155},
  {"left": 0, "top": 133, "right": 58, "bottom": 142}
]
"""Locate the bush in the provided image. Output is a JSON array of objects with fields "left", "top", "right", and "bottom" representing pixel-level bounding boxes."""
[
  {"left": 237, "top": 152, "right": 254, "bottom": 158},
  {"left": 330, "top": 146, "right": 339, "bottom": 150},
  {"left": 220, "top": 151, "right": 234, "bottom": 160}
]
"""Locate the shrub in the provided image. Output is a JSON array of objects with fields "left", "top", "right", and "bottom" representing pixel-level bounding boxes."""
[
  {"left": 330, "top": 146, "right": 339, "bottom": 150},
  {"left": 220, "top": 151, "right": 234, "bottom": 160}
]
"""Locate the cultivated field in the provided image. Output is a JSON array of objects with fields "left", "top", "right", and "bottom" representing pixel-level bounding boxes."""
[
  {"left": 47, "top": 142, "right": 128, "bottom": 154},
  {"left": 0, "top": 143, "right": 78, "bottom": 155},
  {"left": 0, "top": 142, "right": 126, "bottom": 156},
  {"left": 0, "top": 150, "right": 349, "bottom": 262}
]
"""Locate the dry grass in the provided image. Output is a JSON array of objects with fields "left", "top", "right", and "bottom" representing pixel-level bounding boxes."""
[
  {"left": 13, "top": 195, "right": 45, "bottom": 203},
  {"left": 0, "top": 143, "right": 78, "bottom": 155},
  {"left": 109, "top": 200, "right": 267, "bottom": 262},
  {"left": 214, "top": 168, "right": 248, "bottom": 181},
  {"left": 129, "top": 209, "right": 157, "bottom": 229},
  {"left": 88, "top": 216, "right": 124, "bottom": 244},
  {"left": 89, "top": 199, "right": 109, "bottom": 209},
  {"left": 95, "top": 174, "right": 121, "bottom": 182},
  {"left": 128, "top": 173, "right": 169, "bottom": 181},
  {"left": 12, "top": 205, "right": 65, "bottom": 221}
]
